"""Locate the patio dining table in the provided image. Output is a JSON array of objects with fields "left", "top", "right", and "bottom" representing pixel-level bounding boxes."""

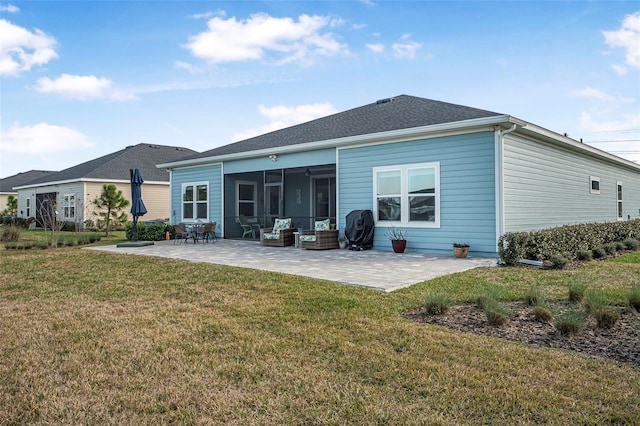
[{"left": 185, "top": 224, "right": 206, "bottom": 243}]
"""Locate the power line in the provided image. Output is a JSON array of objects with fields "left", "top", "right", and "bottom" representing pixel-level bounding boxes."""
[{"left": 583, "top": 139, "right": 640, "bottom": 143}]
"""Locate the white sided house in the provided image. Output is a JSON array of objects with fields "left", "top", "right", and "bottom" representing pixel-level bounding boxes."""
[
  {"left": 15, "top": 144, "right": 197, "bottom": 229},
  {"left": 158, "top": 95, "right": 639, "bottom": 256}
]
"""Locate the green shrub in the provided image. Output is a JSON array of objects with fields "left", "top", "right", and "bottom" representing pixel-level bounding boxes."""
[
  {"left": 498, "top": 232, "right": 528, "bottom": 265},
  {"left": 623, "top": 238, "right": 639, "bottom": 250},
  {"left": 126, "top": 222, "right": 169, "bottom": 241},
  {"left": 485, "top": 308, "right": 509, "bottom": 326},
  {"left": 477, "top": 295, "right": 509, "bottom": 326},
  {"left": 615, "top": 241, "right": 626, "bottom": 251},
  {"left": 0, "top": 225, "right": 21, "bottom": 242},
  {"left": 603, "top": 243, "right": 618, "bottom": 255},
  {"left": 568, "top": 284, "right": 586, "bottom": 303},
  {"left": 524, "top": 287, "right": 546, "bottom": 306},
  {"left": 628, "top": 286, "right": 640, "bottom": 312},
  {"left": 593, "top": 308, "right": 620, "bottom": 329},
  {"left": 60, "top": 221, "right": 77, "bottom": 232},
  {"left": 577, "top": 249, "right": 592, "bottom": 261},
  {"left": 499, "top": 219, "right": 640, "bottom": 262},
  {"left": 592, "top": 247, "right": 606, "bottom": 259},
  {"left": 549, "top": 254, "right": 569, "bottom": 269},
  {"left": 533, "top": 306, "right": 553, "bottom": 322},
  {"left": 423, "top": 294, "right": 453, "bottom": 315},
  {"left": 554, "top": 310, "right": 585, "bottom": 335}
]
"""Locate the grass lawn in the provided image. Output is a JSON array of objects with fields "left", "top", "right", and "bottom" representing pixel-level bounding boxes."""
[{"left": 1, "top": 247, "right": 639, "bottom": 424}]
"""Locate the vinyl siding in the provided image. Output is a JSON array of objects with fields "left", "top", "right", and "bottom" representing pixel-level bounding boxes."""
[
  {"left": 17, "top": 182, "right": 86, "bottom": 222},
  {"left": 85, "top": 181, "right": 171, "bottom": 223},
  {"left": 170, "top": 164, "right": 222, "bottom": 227},
  {"left": 338, "top": 131, "right": 497, "bottom": 255},
  {"left": 503, "top": 134, "right": 640, "bottom": 231},
  {"left": 223, "top": 148, "right": 336, "bottom": 174}
]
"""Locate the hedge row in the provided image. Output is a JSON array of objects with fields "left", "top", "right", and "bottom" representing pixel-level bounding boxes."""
[
  {"left": 125, "top": 222, "right": 173, "bottom": 241},
  {"left": 498, "top": 219, "right": 640, "bottom": 264}
]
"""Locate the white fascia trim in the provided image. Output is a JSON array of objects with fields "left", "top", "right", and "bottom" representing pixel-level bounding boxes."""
[
  {"left": 13, "top": 178, "right": 169, "bottom": 190},
  {"left": 157, "top": 115, "right": 515, "bottom": 170}
]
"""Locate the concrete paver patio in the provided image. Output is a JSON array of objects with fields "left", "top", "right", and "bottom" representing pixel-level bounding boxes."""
[{"left": 88, "top": 240, "right": 497, "bottom": 292}]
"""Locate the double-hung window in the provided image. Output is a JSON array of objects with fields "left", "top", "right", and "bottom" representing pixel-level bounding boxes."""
[
  {"left": 182, "top": 182, "right": 208, "bottom": 221},
  {"left": 374, "top": 162, "right": 440, "bottom": 228},
  {"left": 62, "top": 194, "right": 75, "bottom": 219},
  {"left": 617, "top": 181, "right": 623, "bottom": 220}
]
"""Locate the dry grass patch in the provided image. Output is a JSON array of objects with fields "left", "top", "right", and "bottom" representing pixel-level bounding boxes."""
[{"left": 1, "top": 249, "right": 639, "bottom": 424}]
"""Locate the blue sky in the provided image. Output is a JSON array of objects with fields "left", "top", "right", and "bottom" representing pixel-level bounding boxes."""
[{"left": 1, "top": 0, "right": 639, "bottom": 178}]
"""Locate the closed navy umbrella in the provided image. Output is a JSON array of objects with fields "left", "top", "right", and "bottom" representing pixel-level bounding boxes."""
[{"left": 130, "top": 168, "right": 147, "bottom": 242}]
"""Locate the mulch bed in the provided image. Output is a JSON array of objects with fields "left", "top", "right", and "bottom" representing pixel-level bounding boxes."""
[{"left": 403, "top": 301, "right": 640, "bottom": 365}]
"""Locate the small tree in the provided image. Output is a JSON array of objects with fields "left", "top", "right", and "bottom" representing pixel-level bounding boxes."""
[
  {"left": 92, "top": 184, "right": 129, "bottom": 237},
  {"left": 1, "top": 195, "right": 17, "bottom": 216},
  {"left": 37, "top": 197, "right": 64, "bottom": 247}
]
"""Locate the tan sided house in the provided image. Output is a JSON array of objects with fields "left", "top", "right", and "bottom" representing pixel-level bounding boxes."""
[{"left": 14, "top": 144, "right": 197, "bottom": 228}]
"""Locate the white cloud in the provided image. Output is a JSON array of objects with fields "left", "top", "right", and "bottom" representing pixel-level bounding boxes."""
[
  {"left": 611, "top": 64, "right": 628, "bottom": 75},
  {"left": 0, "top": 122, "right": 93, "bottom": 154},
  {"left": 34, "top": 74, "right": 137, "bottom": 101},
  {"left": 573, "top": 86, "right": 635, "bottom": 103},
  {"left": 0, "top": 4, "right": 19, "bottom": 13},
  {"left": 0, "top": 19, "right": 58, "bottom": 76},
  {"left": 366, "top": 43, "right": 384, "bottom": 53},
  {"left": 392, "top": 34, "right": 422, "bottom": 59},
  {"left": 602, "top": 11, "right": 640, "bottom": 69},
  {"left": 189, "top": 10, "right": 225, "bottom": 20},
  {"left": 174, "top": 61, "right": 203, "bottom": 74},
  {"left": 232, "top": 102, "right": 337, "bottom": 141},
  {"left": 183, "top": 12, "right": 349, "bottom": 66},
  {"left": 574, "top": 86, "right": 616, "bottom": 101}
]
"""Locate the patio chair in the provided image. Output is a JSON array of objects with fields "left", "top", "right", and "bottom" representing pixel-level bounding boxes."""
[
  {"left": 173, "top": 223, "right": 190, "bottom": 244},
  {"left": 239, "top": 215, "right": 257, "bottom": 239},
  {"left": 260, "top": 217, "right": 295, "bottom": 247},
  {"left": 191, "top": 222, "right": 206, "bottom": 243},
  {"left": 203, "top": 222, "right": 218, "bottom": 242},
  {"left": 300, "top": 219, "right": 339, "bottom": 250}
]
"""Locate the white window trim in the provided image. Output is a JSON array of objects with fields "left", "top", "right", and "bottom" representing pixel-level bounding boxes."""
[
  {"left": 181, "top": 181, "right": 209, "bottom": 222},
  {"left": 235, "top": 180, "right": 257, "bottom": 219},
  {"left": 617, "top": 181, "right": 623, "bottom": 221},
  {"left": 373, "top": 161, "right": 440, "bottom": 229},
  {"left": 590, "top": 176, "right": 600, "bottom": 194},
  {"left": 62, "top": 194, "right": 76, "bottom": 220}
]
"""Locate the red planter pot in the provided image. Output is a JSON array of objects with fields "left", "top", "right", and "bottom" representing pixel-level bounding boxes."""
[{"left": 391, "top": 239, "right": 407, "bottom": 253}]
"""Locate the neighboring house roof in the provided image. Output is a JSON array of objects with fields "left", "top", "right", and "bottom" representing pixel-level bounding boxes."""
[
  {"left": 0, "top": 170, "right": 56, "bottom": 193},
  {"left": 16, "top": 143, "right": 198, "bottom": 189},
  {"left": 181, "top": 95, "right": 503, "bottom": 160}
]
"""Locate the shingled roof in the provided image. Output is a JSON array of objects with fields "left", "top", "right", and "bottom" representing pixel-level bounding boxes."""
[
  {"left": 0, "top": 170, "right": 56, "bottom": 193},
  {"left": 18, "top": 144, "right": 197, "bottom": 187},
  {"left": 182, "top": 95, "right": 503, "bottom": 160}
]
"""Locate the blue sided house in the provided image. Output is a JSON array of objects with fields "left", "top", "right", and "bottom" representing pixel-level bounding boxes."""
[{"left": 158, "top": 95, "right": 640, "bottom": 256}]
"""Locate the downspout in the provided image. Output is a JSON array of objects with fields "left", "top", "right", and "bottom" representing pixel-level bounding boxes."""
[{"left": 495, "top": 123, "right": 517, "bottom": 252}]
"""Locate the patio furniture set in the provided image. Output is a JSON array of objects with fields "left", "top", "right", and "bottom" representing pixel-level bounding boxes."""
[
  {"left": 173, "top": 218, "right": 339, "bottom": 250},
  {"left": 173, "top": 222, "right": 218, "bottom": 244},
  {"left": 261, "top": 218, "right": 339, "bottom": 250}
]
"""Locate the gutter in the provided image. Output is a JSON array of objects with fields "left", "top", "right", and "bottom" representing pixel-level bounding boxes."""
[
  {"left": 13, "top": 178, "right": 169, "bottom": 191},
  {"left": 495, "top": 123, "right": 518, "bottom": 250}
]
